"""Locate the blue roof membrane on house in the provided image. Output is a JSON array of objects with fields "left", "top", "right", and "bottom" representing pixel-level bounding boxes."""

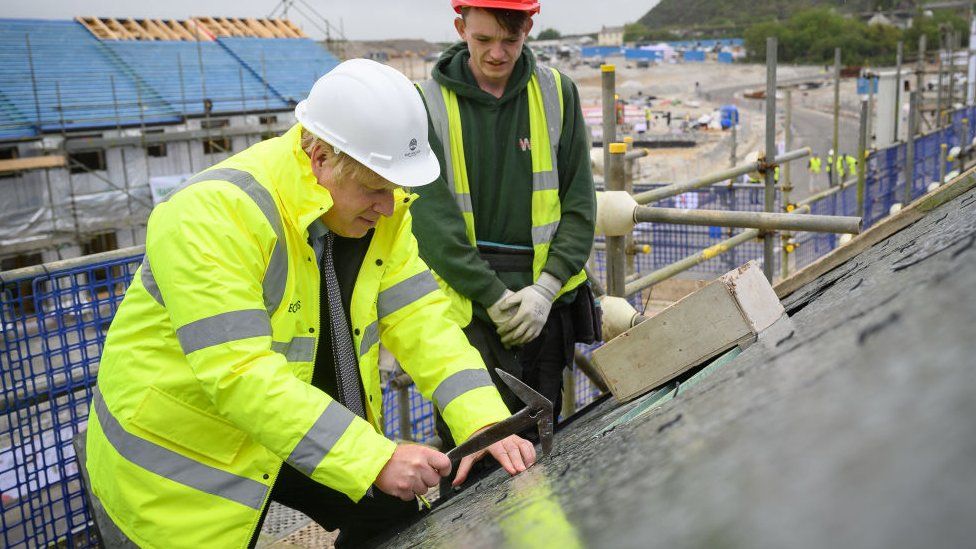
[
  {"left": 0, "top": 19, "right": 179, "bottom": 138},
  {"left": 104, "top": 40, "right": 287, "bottom": 117},
  {"left": 0, "top": 18, "right": 340, "bottom": 139},
  {"left": 217, "top": 37, "right": 340, "bottom": 106}
]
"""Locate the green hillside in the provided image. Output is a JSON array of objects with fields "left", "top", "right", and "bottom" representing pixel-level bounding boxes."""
[{"left": 638, "top": 0, "right": 895, "bottom": 30}]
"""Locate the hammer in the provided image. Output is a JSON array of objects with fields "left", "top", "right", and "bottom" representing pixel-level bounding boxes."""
[{"left": 438, "top": 370, "right": 554, "bottom": 503}]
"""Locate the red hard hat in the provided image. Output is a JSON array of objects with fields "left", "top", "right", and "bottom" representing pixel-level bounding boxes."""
[{"left": 451, "top": 0, "right": 541, "bottom": 15}]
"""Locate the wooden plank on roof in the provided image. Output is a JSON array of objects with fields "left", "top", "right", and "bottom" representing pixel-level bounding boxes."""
[
  {"left": 75, "top": 17, "right": 103, "bottom": 39},
  {"left": 270, "top": 19, "right": 300, "bottom": 38},
  {"left": 593, "top": 261, "right": 784, "bottom": 403},
  {"left": 186, "top": 18, "right": 216, "bottom": 41},
  {"left": 164, "top": 20, "right": 197, "bottom": 41},
  {"left": 222, "top": 17, "right": 243, "bottom": 36},
  {"left": 144, "top": 19, "right": 178, "bottom": 41},
  {"left": 228, "top": 18, "right": 253, "bottom": 37},
  {"left": 262, "top": 19, "right": 281, "bottom": 38},
  {"left": 218, "top": 18, "right": 241, "bottom": 36},
  {"left": 104, "top": 18, "right": 137, "bottom": 40},
  {"left": 77, "top": 16, "right": 117, "bottom": 40},
  {"left": 210, "top": 17, "right": 231, "bottom": 37},
  {"left": 122, "top": 19, "right": 152, "bottom": 40},
  {"left": 198, "top": 17, "right": 222, "bottom": 36},
  {"left": 136, "top": 19, "right": 163, "bottom": 40},
  {"left": 199, "top": 17, "right": 224, "bottom": 38},
  {"left": 243, "top": 18, "right": 275, "bottom": 39},
  {"left": 278, "top": 19, "right": 305, "bottom": 38},
  {"left": 0, "top": 156, "right": 67, "bottom": 174}
]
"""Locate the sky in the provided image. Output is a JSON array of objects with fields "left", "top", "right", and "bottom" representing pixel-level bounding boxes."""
[{"left": 0, "top": 1, "right": 660, "bottom": 42}]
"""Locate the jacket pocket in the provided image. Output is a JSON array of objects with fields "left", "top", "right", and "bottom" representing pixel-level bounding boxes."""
[{"left": 130, "top": 386, "right": 247, "bottom": 466}]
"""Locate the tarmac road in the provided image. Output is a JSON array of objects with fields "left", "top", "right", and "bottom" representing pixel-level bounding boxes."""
[{"left": 706, "top": 75, "right": 860, "bottom": 202}]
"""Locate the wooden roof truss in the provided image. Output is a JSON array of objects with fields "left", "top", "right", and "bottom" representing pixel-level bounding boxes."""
[{"left": 75, "top": 17, "right": 307, "bottom": 41}]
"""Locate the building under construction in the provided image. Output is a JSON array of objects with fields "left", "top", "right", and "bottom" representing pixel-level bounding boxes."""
[{"left": 0, "top": 16, "right": 338, "bottom": 273}]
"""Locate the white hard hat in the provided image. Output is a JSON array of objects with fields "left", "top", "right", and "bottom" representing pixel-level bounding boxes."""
[{"left": 295, "top": 59, "right": 439, "bottom": 187}]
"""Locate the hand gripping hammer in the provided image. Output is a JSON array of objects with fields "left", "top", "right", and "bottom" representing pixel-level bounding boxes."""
[{"left": 438, "top": 369, "right": 554, "bottom": 503}]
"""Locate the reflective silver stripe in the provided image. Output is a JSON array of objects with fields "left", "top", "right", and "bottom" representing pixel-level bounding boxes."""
[
  {"left": 286, "top": 401, "right": 356, "bottom": 476},
  {"left": 92, "top": 386, "right": 267, "bottom": 510},
  {"left": 377, "top": 271, "right": 439, "bottom": 319},
  {"left": 176, "top": 309, "right": 271, "bottom": 355},
  {"left": 271, "top": 337, "right": 316, "bottom": 362},
  {"left": 531, "top": 221, "right": 560, "bottom": 247},
  {"left": 419, "top": 79, "right": 458, "bottom": 198},
  {"left": 455, "top": 192, "right": 473, "bottom": 214},
  {"left": 532, "top": 170, "right": 559, "bottom": 192},
  {"left": 141, "top": 256, "right": 164, "bottom": 306},
  {"left": 170, "top": 168, "right": 289, "bottom": 316},
  {"left": 535, "top": 65, "right": 563, "bottom": 156},
  {"left": 358, "top": 320, "right": 379, "bottom": 356},
  {"left": 432, "top": 369, "right": 494, "bottom": 410}
]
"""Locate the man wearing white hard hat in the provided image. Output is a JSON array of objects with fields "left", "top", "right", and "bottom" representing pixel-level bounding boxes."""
[{"left": 84, "top": 59, "right": 534, "bottom": 548}]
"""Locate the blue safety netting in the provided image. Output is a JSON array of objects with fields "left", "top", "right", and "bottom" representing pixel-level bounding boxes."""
[{"left": 796, "top": 105, "right": 976, "bottom": 269}]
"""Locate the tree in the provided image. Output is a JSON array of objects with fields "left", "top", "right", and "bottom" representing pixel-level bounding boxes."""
[
  {"left": 743, "top": 7, "right": 935, "bottom": 65},
  {"left": 537, "top": 28, "right": 561, "bottom": 40},
  {"left": 624, "top": 22, "right": 650, "bottom": 43}
]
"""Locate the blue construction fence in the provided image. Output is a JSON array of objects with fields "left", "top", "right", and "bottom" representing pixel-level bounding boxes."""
[
  {"left": 0, "top": 252, "right": 605, "bottom": 548},
  {"left": 796, "top": 104, "right": 976, "bottom": 268}
]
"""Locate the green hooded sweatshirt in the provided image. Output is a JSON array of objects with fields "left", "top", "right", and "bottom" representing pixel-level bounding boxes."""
[{"left": 412, "top": 42, "right": 595, "bottom": 323}]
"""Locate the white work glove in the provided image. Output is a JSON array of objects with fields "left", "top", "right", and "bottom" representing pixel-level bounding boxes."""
[
  {"left": 486, "top": 289, "right": 517, "bottom": 330},
  {"left": 498, "top": 273, "right": 562, "bottom": 348}
]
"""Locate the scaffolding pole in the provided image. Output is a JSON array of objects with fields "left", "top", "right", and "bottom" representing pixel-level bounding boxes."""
[
  {"left": 832, "top": 47, "right": 841, "bottom": 187},
  {"left": 606, "top": 143, "right": 627, "bottom": 297},
  {"left": 904, "top": 91, "right": 918, "bottom": 205},
  {"left": 110, "top": 75, "right": 138, "bottom": 243},
  {"left": 764, "top": 37, "right": 778, "bottom": 281},
  {"left": 601, "top": 64, "right": 616, "bottom": 175},
  {"left": 782, "top": 89, "right": 793, "bottom": 279},
  {"left": 632, "top": 148, "right": 810, "bottom": 205},
  {"left": 633, "top": 207, "right": 861, "bottom": 234},
  {"left": 857, "top": 99, "right": 869, "bottom": 218},
  {"left": 894, "top": 41, "right": 903, "bottom": 139}
]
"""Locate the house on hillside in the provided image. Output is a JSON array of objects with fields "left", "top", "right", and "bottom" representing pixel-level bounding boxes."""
[{"left": 598, "top": 25, "right": 624, "bottom": 47}]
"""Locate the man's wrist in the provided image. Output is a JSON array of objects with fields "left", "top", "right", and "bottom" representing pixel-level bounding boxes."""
[{"left": 535, "top": 272, "right": 562, "bottom": 301}]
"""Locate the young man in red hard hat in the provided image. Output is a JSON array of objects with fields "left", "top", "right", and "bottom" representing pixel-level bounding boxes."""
[{"left": 412, "top": 1, "right": 599, "bottom": 451}]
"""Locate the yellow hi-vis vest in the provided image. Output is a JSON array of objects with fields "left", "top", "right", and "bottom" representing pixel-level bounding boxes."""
[
  {"left": 85, "top": 124, "right": 510, "bottom": 548},
  {"left": 809, "top": 156, "right": 822, "bottom": 174},
  {"left": 419, "top": 65, "right": 587, "bottom": 326}
]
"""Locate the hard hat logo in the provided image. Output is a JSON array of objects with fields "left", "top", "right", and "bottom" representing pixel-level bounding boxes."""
[{"left": 409, "top": 138, "right": 418, "bottom": 151}]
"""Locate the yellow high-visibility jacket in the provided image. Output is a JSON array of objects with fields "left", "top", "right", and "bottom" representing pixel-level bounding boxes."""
[{"left": 85, "top": 124, "right": 511, "bottom": 548}]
